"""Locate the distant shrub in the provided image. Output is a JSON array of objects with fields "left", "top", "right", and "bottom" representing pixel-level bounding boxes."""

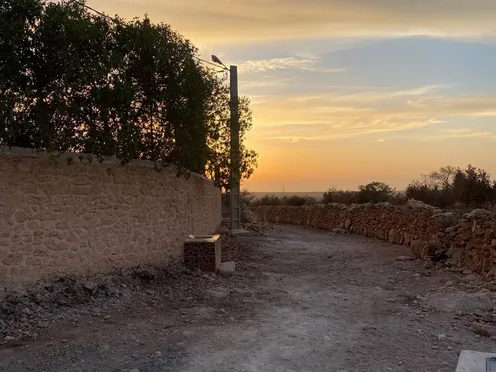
[
  {"left": 357, "top": 182, "right": 394, "bottom": 204},
  {"left": 407, "top": 165, "right": 496, "bottom": 209},
  {"left": 322, "top": 188, "right": 358, "bottom": 205},
  {"left": 251, "top": 194, "right": 318, "bottom": 207}
]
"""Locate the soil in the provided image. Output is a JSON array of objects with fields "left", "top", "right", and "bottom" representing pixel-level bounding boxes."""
[{"left": 2, "top": 224, "right": 496, "bottom": 372}]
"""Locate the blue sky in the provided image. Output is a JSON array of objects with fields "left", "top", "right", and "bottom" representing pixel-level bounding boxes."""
[{"left": 89, "top": 0, "right": 496, "bottom": 191}]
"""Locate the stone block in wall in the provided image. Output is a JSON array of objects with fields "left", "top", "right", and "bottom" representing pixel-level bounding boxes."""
[{"left": 183, "top": 234, "right": 221, "bottom": 272}]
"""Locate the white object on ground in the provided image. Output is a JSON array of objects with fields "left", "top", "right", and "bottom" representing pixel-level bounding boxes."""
[{"left": 456, "top": 350, "right": 496, "bottom": 372}]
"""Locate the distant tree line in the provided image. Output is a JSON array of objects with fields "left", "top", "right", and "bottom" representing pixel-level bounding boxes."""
[
  {"left": 249, "top": 194, "right": 318, "bottom": 207},
  {"left": 0, "top": 0, "right": 257, "bottom": 187},
  {"left": 247, "top": 165, "right": 496, "bottom": 210},
  {"left": 406, "top": 165, "right": 496, "bottom": 209}
]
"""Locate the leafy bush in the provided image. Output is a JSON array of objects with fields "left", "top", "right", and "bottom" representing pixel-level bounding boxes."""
[
  {"left": 251, "top": 194, "right": 317, "bottom": 207},
  {"left": 0, "top": 0, "right": 258, "bottom": 183},
  {"left": 322, "top": 187, "right": 358, "bottom": 205},
  {"left": 407, "top": 165, "right": 496, "bottom": 209},
  {"left": 357, "top": 182, "right": 394, "bottom": 204}
]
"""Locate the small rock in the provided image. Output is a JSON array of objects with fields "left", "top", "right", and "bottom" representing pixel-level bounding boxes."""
[
  {"left": 471, "top": 322, "right": 496, "bottom": 338},
  {"left": 398, "top": 361, "right": 404, "bottom": 366},
  {"left": 22, "top": 308, "right": 33, "bottom": 315},
  {"left": 445, "top": 281, "right": 454, "bottom": 286},
  {"left": 331, "top": 228, "right": 348, "bottom": 234},
  {"left": 437, "top": 334, "right": 447, "bottom": 341},
  {"left": 218, "top": 261, "right": 236, "bottom": 275},
  {"left": 104, "top": 315, "right": 111, "bottom": 320},
  {"left": 462, "top": 274, "right": 478, "bottom": 282},
  {"left": 129, "top": 369, "right": 140, "bottom": 372},
  {"left": 463, "top": 270, "right": 473, "bottom": 275},
  {"left": 396, "top": 256, "right": 414, "bottom": 261},
  {"left": 61, "top": 339, "right": 69, "bottom": 343},
  {"left": 432, "top": 345, "right": 439, "bottom": 349},
  {"left": 362, "top": 325, "right": 377, "bottom": 331},
  {"left": 447, "top": 346, "right": 453, "bottom": 351},
  {"left": 155, "top": 351, "right": 162, "bottom": 357},
  {"left": 205, "top": 288, "right": 229, "bottom": 299},
  {"left": 4, "top": 336, "right": 15, "bottom": 341}
]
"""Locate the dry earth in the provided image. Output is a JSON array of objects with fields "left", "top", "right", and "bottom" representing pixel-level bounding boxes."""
[{"left": 2, "top": 224, "right": 496, "bottom": 372}]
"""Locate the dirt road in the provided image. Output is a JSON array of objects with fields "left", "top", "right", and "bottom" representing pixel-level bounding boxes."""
[{"left": 2, "top": 224, "right": 496, "bottom": 372}]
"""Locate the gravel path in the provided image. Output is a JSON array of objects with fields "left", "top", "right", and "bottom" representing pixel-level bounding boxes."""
[{"left": 2, "top": 224, "right": 496, "bottom": 372}]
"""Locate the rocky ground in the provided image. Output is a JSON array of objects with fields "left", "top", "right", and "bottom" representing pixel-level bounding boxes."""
[{"left": 2, "top": 224, "right": 496, "bottom": 371}]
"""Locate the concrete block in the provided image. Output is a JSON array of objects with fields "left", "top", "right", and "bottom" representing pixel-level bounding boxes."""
[{"left": 456, "top": 350, "right": 496, "bottom": 372}]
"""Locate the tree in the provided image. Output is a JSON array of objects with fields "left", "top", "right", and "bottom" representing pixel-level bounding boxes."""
[
  {"left": 1, "top": 0, "right": 253, "bottom": 179},
  {"left": 240, "top": 189, "right": 256, "bottom": 206},
  {"left": 357, "top": 182, "right": 394, "bottom": 204},
  {"left": 407, "top": 165, "right": 495, "bottom": 209},
  {"left": 203, "top": 79, "right": 258, "bottom": 192},
  {"left": 453, "top": 165, "right": 495, "bottom": 208},
  {"left": 322, "top": 186, "right": 358, "bottom": 205},
  {"left": 251, "top": 195, "right": 281, "bottom": 207},
  {"left": 428, "top": 166, "right": 457, "bottom": 190},
  {"left": 406, "top": 166, "right": 457, "bottom": 207},
  {"left": 406, "top": 176, "right": 438, "bottom": 205}
]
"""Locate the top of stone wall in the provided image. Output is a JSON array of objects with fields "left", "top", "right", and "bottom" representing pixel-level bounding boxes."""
[
  {"left": 0, "top": 146, "right": 213, "bottom": 184},
  {"left": 463, "top": 208, "right": 496, "bottom": 220}
]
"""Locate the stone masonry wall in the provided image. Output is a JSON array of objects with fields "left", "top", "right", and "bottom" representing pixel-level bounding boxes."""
[
  {"left": 252, "top": 200, "right": 496, "bottom": 278},
  {"left": 0, "top": 148, "right": 221, "bottom": 289}
]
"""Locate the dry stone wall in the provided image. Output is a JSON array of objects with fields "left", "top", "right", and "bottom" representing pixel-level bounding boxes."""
[
  {"left": 252, "top": 200, "right": 496, "bottom": 278},
  {"left": 0, "top": 147, "right": 221, "bottom": 289},
  {"left": 444, "top": 209, "right": 496, "bottom": 278}
]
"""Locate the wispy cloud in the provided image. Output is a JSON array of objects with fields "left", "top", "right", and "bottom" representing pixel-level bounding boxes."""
[
  {"left": 250, "top": 92, "right": 496, "bottom": 142},
  {"left": 280, "top": 84, "right": 447, "bottom": 106},
  {"left": 93, "top": 0, "right": 496, "bottom": 44},
  {"left": 391, "top": 85, "right": 448, "bottom": 97},
  {"left": 239, "top": 57, "right": 346, "bottom": 73},
  {"left": 239, "top": 77, "right": 297, "bottom": 88},
  {"left": 254, "top": 119, "right": 445, "bottom": 143},
  {"left": 413, "top": 128, "right": 496, "bottom": 142}
]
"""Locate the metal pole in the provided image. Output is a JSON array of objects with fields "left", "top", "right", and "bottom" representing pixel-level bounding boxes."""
[{"left": 229, "top": 65, "right": 241, "bottom": 232}]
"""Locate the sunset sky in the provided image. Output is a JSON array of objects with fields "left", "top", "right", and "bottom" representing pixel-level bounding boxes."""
[{"left": 88, "top": 0, "right": 496, "bottom": 192}]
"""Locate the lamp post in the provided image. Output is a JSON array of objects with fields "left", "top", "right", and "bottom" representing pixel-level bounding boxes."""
[{"left": 211, "top": 55, "right": 241, "bottom": 232}]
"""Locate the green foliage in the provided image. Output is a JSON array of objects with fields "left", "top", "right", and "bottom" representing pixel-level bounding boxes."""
[
  {"left": 453, "top": 165, "right": 496, "bottom": 208},
  {"left": 0, "top": 0, "right": 258, "bottom": 182},
  {"left": 407, "top": 165, "right": 496, "bottom": 209},
  {"left": 240, "top": 189, "right": 256, "bottom": 206},
  {"left": 322, "top": 186, "right": 358, "bottom": 205},
  {"left": 251, "top": 195, "right": 281, "bottom": 206},
  {"left": 204, "top": 84, "right": 258, "bottom": 191},
  {"left": 251, "top": 194, "right": 316, "bottom": 207},
  {"left": 357, "top": 182, "right": 394, "bottom": 204}
]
